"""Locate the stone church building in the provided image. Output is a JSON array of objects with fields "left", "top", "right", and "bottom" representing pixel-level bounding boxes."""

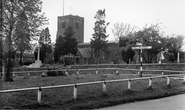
[
  {"left": 57, "top": 14, "right": 119, "bottom": 64},
  {"left": 57, "top": 15, "right": 84, "bottom": 43}
]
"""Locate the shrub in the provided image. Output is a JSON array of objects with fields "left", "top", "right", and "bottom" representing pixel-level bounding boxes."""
[
  {"left": 23, "top": 61, "right": 33, "bottom": 65},
  {"left": 47, "top": 68, "right": 57, "bottom": 76},
  {"left": 48, "top": 59, "right": 55, "bottom": 64},
  {"left": 47, "top": 68, "right": 65, "bottom": 76}
]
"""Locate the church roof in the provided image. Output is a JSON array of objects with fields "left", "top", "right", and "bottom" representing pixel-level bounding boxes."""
[{"left": 77, "top": 48, "right": 91, "bottom": 58}]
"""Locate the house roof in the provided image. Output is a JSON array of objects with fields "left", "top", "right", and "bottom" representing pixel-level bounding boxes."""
[{"left": 77, "top": 48, "right": 91, "bottom": 58}]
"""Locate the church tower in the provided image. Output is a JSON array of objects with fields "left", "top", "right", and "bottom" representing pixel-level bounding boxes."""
[{"left": 57, "top": 15, "right": 84, "bottom": 43}]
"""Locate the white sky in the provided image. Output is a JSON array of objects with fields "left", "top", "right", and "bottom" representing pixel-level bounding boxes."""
[{"left": 42, "top": 0, "right": 185, "bottom": 50}]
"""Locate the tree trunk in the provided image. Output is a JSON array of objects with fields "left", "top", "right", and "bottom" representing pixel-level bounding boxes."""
[
  {"left": 19, "top": 52, "right": 23, "bottom": 65},
  {"left": 5, "top": 14, "right": 14, "bottom": 81},
  {"left": 4, "top": 51, "right": 13, "bottom": 82},
  {"left": 97, "top": 50, "right": 100, "bottom": 64}
]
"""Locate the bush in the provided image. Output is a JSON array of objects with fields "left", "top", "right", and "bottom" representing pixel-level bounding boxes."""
[
  {"left": 48, "top": 59, "right": 55, "bottom": 64},
  {"left": 112, "top": 56, "right": 119, "bottom": 64},
  {"left": 23, "top": 61, "right": 33, "bottom": 65},
  {"left": 47, "top": 68, "right": 65, "bottom": 76},
  {"left": 47, "top": 68, "right": 57, "bottom": 76}
]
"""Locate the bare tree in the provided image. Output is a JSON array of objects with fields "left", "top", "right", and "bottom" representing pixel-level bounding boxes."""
[{"left": 112, "top": 22, "right": 136, "bottom": 42}]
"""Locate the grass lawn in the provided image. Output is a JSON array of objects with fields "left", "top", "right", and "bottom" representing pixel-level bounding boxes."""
[{"left": 0, "top": 73, "right": 185, "bottom": 110}]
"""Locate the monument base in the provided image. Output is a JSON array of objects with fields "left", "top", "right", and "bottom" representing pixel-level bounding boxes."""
[{"left": 27, "top": 60, "right": 42, "bottom": 68}]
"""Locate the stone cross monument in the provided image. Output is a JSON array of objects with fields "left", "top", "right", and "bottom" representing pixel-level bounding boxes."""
[
  {"left": 27, "top": 43, "right": 42, "bottom": 68},
  {"left": 35, "top": 43, "right": 42, "bottom": 67}
]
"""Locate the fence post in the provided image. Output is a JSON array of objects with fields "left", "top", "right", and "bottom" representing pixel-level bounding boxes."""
[
  {"left": 149, "top": 77, "right": 152, "bottom": 87},
  {"left": 128, "top": 79, "right": 131, "bottom": 90},
  {"left": 77, "top": 69, "right": 79, "bottom": 75},
  {"left": 37, "top": 87, "right": 42, "bottom": 104},
  {"left": 116, "top": 68, "right": 119, "bottom": 75},
  {"left": 103, "top": 81, "right": 106, "bottom": 93},
  {"left": 2, "top": 65, "right": 5, "bottom": 77},
  {"left": 162, "top": 70, "right": 164, "bottom": 76},
  {"left": 27, "top": 72, "right": 30, "bottom": 76},
  {"left": 139, "top": 49, "right": 143, "bottom": 77},
  {"left": 167, "top": 76, "right": 170, "bottom": 86},
  {"left": 73, "top": 84, "right": 77, "bottom": 100},
  {"left": 96, "top": 69, "right": 98, "bottom": 74},
  {"left": 42, "top": 71, "right": 46, "bottom": 77},
  {"left": 13, "top": 73, "right": 15, "bottom": 77},
  {"left": 65, "top": 69, "right": 69, "bottom": 75},
  {"left": 177, "top": 52, "right": 180, "bottom": 63}
]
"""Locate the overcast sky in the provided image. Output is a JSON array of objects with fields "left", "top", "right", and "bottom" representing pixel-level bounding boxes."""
[{"left": 42, "top": 0, "right": 185, "bottom": 50}]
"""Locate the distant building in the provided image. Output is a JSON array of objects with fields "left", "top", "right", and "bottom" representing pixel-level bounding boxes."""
[
  {"left": 76, "top": 41, "right": 118, "bottom": 64},
  {"left": 57, "top": 15, "right": 84, "bottom": 43}
]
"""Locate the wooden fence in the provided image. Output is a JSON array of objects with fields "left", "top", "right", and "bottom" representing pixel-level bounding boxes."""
[
  {"left": 0, "top": 70, "right": 185, "bottom": 104},
  {"left": 1, "top": 67, "right": 185, "bottom": 77}
]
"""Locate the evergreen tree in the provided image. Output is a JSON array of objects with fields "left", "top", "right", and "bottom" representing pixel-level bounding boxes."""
[
  {"left": 90, "top": 9, "right": 109, "bottom": 63},
  {"left": 36, "top": 27, "right": 52, "bottom": 63},
  {"left": 54, "top": 35, "right": 65, "bottom": 63},
  {"left": 63, "top": 26, "right": 78, "bottom": 56},
  {"left": 54, "top": 27, "right": 78, "bottom": 64}
]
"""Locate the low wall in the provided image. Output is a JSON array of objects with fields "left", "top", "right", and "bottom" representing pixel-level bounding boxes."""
[
  {"left": 12, "top": 67, "right": 48, "bottom": 72},
  {"left": 1, "top": 63, "right": 184, "bottom": 76},
  {"left": 71, "top": 63, "right": 185, "bottom": 71}
]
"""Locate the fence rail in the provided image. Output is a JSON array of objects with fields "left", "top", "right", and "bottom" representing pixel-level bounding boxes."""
[
  {"left": 1, "top": 64, "right": 185, "bottom": 104},
  {"left": 1, "top": 73, "right": 185, "bottom": 104},
  {"left": 1, "top": 74, "right": 184, "bottom": 93},
  {"left": 1, "top": 68, "right": 185, "bottom": 75},
  {"left": 1, "top": 63, "right": 185, "bottom": 74}
]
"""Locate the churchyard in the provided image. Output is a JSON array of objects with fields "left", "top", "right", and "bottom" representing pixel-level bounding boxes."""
[
  {"left": 2, "top": 1, "right": 185, "bottom": 109},
  {"left": 1, "top": 63, "right": 185, "bottom": 109}
]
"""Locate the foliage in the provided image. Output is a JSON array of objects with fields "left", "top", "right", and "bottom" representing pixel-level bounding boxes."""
[
  {"left": 54, "top": 26, "right": 78, "bottom": 64},
  {"left": 116, "top": 31, "right": 135, "bottom": 64},
  {"left": 39, "top": 27, "right": 52, "bottom": 45},
  {"left": 2, "top": 0, "right": 48, "bottom": 81},
  {"left": 54, "top": 35, "right": 65, "bottom": 62},
  {"left": 134, "top": 24, "right": 184, "bottom": 63},
  {"left": 34, "top": 27, "right": 52, "bottom": 63},
  {"left": 112, "top": 22, "right": 136, "bottom": 42},
  {"left": 0, "top": 0, "right": 3, "bottom": 67},
  {"left": 62, "top": 26, "right": 78, "bottom": 56},
  {"left": 114, "top": 22, "right": 184, "bottom": 63},
  {"left": 90, "top": 9, "right": 109, "bottom": 63},
  {"left": 112, "top": 22, "right": 136, "bottom": 64},
  {"left": 164, "top": 35, "right": 184, "bottom": 62},
  {"left": 3, "top": 0, "right": 48, "bottom": 47},
  {"left": 121, "top": 42, "right": 135, "bottom": 64},
  {"left": 134, "top": 24, "right": 163, "bottom": 63},
  {"left": 23, "top": 60, "right": 33, "bottom": 65},
  {"left": 14, "top": 11, "right": 31, "bottom": 65}
]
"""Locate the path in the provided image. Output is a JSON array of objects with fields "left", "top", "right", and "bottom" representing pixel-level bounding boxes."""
[{"left": 96, "top": 94, "right": 185, "bottom": 110}]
